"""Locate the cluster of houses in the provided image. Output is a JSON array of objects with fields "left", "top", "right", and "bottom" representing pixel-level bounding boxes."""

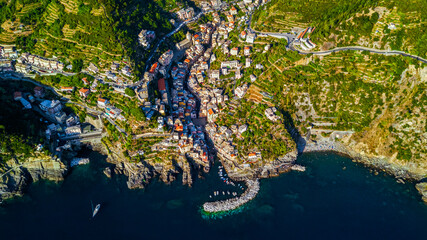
[
  {"left": 235, "top": 83, "right": 249, "bottom": 98},
  {"left": 0, "top": 45, "right": 18, "bottom": 59},
  {"left": 17, "top": 53, "right": 65, "bottom": 74},
  {"left": 240, "top": 30, "right": 257, "bottom": 44},
  {"left": 77, "top": 81, "right": 126, "bottom": 122},
  {"left": 200, "top": 1, "right": 221, "bottom": 11},
  {"left": 264, "top": 107, "right": 281, "bottom": 122},
  {"left": 237, "top": 0, "right": 269, "bottom": 13},
  {"left": 136, "top": 47, "right": 175, "bottom": 104},
  {"left": 205, "top": 122, "right": 260, "bottom": 165},
  {"left": 0, "top": 59, "right": 13, "bottom": 72},
  {"left": 103, "top": 62, "right": 133, "bottom": 84},
  {"left": 200, "top": 0, "right": 268, "bottom": 12},
  {"left": 138, "top": 30, "right": 156, "bottom": 49},
  {"left": 13, "top": 86, "right": 83, "bottom": 138},
  {"left": 168, "top": 59, "right": 211, "bottom": 164},
  {"left": 176, "top": 7, "right": 195, "bottom": 21}
]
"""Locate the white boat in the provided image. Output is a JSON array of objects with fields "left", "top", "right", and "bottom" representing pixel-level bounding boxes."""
[
  {"left": 92, "top": 202, "right": 101, "bottom": 218},
  {"left": 92, "top": 204, "right": 101, "bottom": 218}
]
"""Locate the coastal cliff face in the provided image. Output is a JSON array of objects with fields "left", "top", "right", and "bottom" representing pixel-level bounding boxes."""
[
  {"left": 339, "top": 66, "right": 427, "bottom": 180},
  {"left": 0, "top": 155, "right": 67, "bottom": 202},
  {"left": 102, "top": 145, "right": 193, "bottom": 189},
  {"left": 225, "top": 148, "right": 299, "bottom": 181},
  {"left": 415, "top": 183, "right": 427, "bottom": 203}
]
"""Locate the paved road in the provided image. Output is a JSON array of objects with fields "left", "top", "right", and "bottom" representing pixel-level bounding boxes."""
[
  {"left": 0, "top": 73, "right": 62, "bottom": 97},
  {"left": 247, "top": 9, "right": 427, "bottom": 64},
  {"left": 133, "top": 132, "right": 171, "bottom": 139},
  {"left": 65, "top": 101, "right": 103, "bottom": 115},
  {"left": 103, "top": 113, "right": 127, "bottom": 135},
  {"left": 126, "top": 11, "right": 210, "bottom": 89},
  {"left": 247, "top": 8, "right": 297, "bottom": 45},
  {"left": 300, "top": 46, "right": 427, "bottom": 63},
  {"left": 60, "top": 130, "right": 103, "bottom": 141},
  {"left": 310, "top": 129, "right": 354, "bottom": 134}
]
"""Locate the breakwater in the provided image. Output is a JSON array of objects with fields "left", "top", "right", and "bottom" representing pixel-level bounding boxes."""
[{"left": 203, "top": 179, "right": 260, "bottom": 213}]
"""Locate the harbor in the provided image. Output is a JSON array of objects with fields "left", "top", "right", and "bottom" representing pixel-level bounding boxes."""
[{"left": 203, "top": 179, "right": 260, "bottom": 213}]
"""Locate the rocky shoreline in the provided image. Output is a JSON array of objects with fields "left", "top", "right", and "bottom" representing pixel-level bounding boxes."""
[
  {"left": 303, "top": 139, "right": 422, "bottom": 179},
  {"left": 0, "top": 155, "right": 67, "bottom": 203},
  {"left": 301, "top": 137, "right": 427, "bottom": 203},
  {"left": 2, "top": 136, "right": 425, "bottom": 205},
  {"left": 97, "top": 143, "right": 194, "bottom": 189}
]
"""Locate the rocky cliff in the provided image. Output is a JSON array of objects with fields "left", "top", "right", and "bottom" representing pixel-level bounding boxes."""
[
  {"left": 101, "top": 144, "right": 193, "bottom": 189},
  {"left": 0, "top": 155, "right": 67, "bottom": 202},
  {"left": 224, "top": 148, "right": 299, "bottom": 181}
]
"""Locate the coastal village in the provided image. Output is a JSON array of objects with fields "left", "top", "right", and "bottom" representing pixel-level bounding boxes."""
[
  {"left": 2, "top": 0, "right": 426, "bottom": 211},
  {"left": 1, "top": 0, "right": 297, "bottom": 212}
]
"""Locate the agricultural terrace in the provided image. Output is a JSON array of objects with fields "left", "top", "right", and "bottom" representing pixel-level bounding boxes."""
[{"left": 252, "top": 0, "right": 427, "bottom": 57}]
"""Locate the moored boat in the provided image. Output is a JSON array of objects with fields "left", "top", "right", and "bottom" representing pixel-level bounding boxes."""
[{"left": 92, "top": 204, "right": 101, "bottom": 218}]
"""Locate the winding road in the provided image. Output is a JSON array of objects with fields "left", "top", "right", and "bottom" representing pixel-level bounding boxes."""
[
  {"left": 247, "top": 11, "right": 427, "bottom": 64},
  {"left": 301, "top": 46, "right": 427, "bottom": 64},
  {"left": 127, "top": 10, "right": 209, "bottom": 89}
]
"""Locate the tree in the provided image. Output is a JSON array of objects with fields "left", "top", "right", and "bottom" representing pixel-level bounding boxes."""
[
  {"left": 125, "top": 88, "right": 136, "bottom": 97},
  {"left": 72, "top": 59, "right": 84, "bottom": 72}
]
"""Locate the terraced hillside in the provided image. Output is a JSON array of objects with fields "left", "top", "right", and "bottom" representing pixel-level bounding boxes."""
[
  {"left": 252, "top": 0, "right": 427, "bottom": 58},
  {"left": 0, "top": 0, "right": 182, "bottom": 74},
  {"left": 247, "top": 38, "right": 426, "bottom": 177}
]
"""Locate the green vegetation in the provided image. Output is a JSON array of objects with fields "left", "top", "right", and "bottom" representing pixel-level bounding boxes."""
[
  {"left": 35, "top": 72, "right": 93, "bottom": 88},
  {"left": 0, "top": 81, "right": 51, "bottom": 164},
  {"left": 125, "top": 87, "right": 136, "bottom": 97},
  {"left": 217, "top": 99, "right": 295, "bottom": 162},
  {"left": 0, "top": 0, "right": 188, "bottom": 76},
  {"left": 247, "top": 37, "right": 426, "bottom": 165},
  {"left": 252, "top": 0, "right": 427, "bottom": 57}
]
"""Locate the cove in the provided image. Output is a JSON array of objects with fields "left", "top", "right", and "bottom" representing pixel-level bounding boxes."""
[{"left": 0, "top": 151, "right": 426, "bottom": 240}]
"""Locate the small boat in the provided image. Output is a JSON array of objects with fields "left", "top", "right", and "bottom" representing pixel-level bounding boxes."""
[{"left": 91, "top": 201, "right": 101, "bottom": 218}]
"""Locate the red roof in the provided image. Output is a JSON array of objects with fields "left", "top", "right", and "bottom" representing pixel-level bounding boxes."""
[
  {"left": 208, "top": 109, "right": 214, "bottom": 115},
  {"left": 79, "top": 88, "right": 90, "bottom": 93},
  {"left": 298, "top": 27, "right": 309, "bottom": 39},
  {"left": 158, "top": 78, "right": 166, "bottom": 91},
  {"left": 149, "top": 62, "right": 158, "bottom": 73}
]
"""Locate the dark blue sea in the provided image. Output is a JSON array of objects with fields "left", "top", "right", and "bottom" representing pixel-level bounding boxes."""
[{"left": 1, "top": 151, "right": 426, "bottom": 240}]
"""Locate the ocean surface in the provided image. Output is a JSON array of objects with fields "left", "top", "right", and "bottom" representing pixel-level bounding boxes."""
[{"left": 1, "top": 151, "right": 426, "bottom": 240}]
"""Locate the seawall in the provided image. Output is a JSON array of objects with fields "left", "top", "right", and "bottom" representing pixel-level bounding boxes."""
[{"left": 203, "top": 179, "right": 260, "bottom": 213}]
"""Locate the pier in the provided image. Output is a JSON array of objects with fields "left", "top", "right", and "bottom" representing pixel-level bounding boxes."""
[{"left": 203, "top": 179, "right": 260, "bottom": 213}]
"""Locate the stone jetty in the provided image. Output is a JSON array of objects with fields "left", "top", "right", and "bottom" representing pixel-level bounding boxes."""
[{"left": 203, "top": 179, "right": 260, "bottom": 213}]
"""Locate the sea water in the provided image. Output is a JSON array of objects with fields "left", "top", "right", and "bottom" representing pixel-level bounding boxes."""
[{"left": 0, "top": 151, "right": 426, "bottom": 240}]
